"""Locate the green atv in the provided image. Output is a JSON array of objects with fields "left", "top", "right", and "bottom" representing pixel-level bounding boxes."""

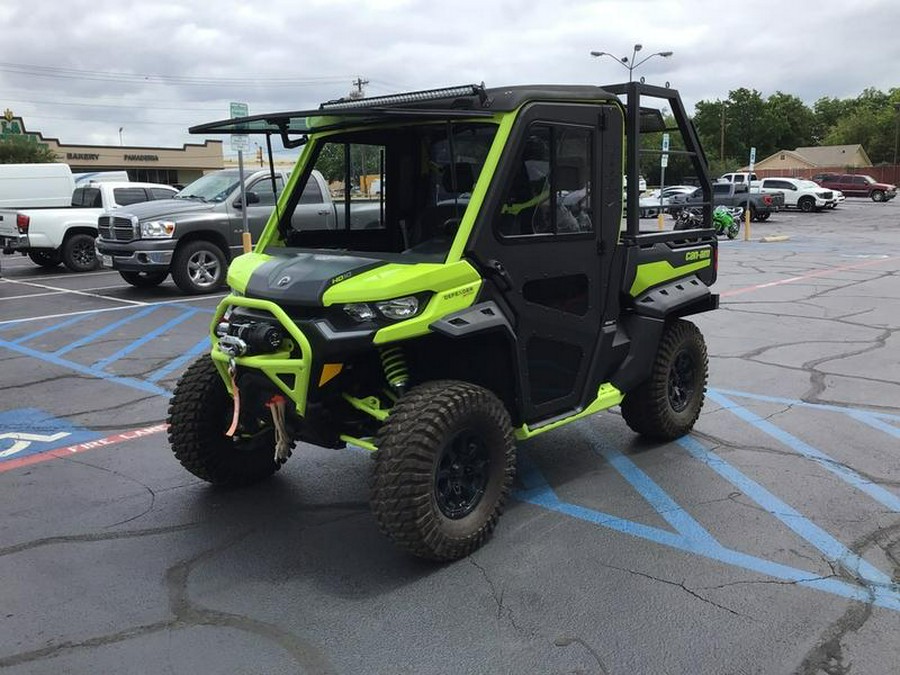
[{"left": 169, "top": 82, "right": 720, "bottom": 561}]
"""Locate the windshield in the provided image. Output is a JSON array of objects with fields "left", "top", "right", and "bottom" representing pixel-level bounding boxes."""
[
  {"left": 176, "top": 170, "right": 242, "bottom": 202},
  {"left": 798, "top": 180, "right": 819, "bottom": 190},
  {"left": 271, "top": 121, "right": 497, "bottom": 262}
]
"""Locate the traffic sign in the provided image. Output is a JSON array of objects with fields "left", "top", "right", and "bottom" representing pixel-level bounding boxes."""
[
  {"left": 230, "top": 102, "right": 249, "bottom": 153},
  {"left": 749, "top": 146, "right": 757, "bottom": 171},
  {"left": 230, "top": 102, "right": 249, "bottom": 119},
  {"left": 662, "top": 133, "right": 670, "bottom": 153}
]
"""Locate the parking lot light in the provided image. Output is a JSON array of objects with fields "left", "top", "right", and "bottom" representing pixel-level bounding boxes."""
[{"left": 590, "top": 45, "right": 673, "bottom": 82}]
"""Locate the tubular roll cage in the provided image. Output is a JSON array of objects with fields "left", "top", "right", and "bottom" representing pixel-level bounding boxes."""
[{"left": 603, "top": 81, "right": 715, "bottom": 243}]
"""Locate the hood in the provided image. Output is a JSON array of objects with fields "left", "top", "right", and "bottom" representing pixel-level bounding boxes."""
[
  {"left": 109, "top": 197, "right": 217, "bottom": 220},
  {"left": 242, "top": 251, "right": 386, "bottom": 306}
]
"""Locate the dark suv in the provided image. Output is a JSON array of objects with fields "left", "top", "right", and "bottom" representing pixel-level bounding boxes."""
[{"left": 811, "top": 173, "right": 897, "bottom": 202}]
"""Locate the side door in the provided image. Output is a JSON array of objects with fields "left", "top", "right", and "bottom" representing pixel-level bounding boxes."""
[
  {"left": 290, "top": 173, "right": 337, "bottom": 231},
  {"left": 469, "top": 102, "right": 617, "bottom": 423},
  {"left": 243, "top": 174, "right": 285, "bottom": 240}
]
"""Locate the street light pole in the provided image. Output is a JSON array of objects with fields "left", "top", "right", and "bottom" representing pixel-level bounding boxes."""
[{"left": 590, "top": 45, "right": 673, "bottom": 82}]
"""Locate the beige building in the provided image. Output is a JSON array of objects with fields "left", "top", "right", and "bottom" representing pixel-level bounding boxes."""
[
  {"left": 1, "top": 110, "right": 223, "bottom": 186},
  {"left": 753, "top": 144, "right": 872, "bottom": 171}
]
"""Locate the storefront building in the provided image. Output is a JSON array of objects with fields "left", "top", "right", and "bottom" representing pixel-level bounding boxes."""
[{"left": 1, "top": 110, "right": 224, "bottom": 186}]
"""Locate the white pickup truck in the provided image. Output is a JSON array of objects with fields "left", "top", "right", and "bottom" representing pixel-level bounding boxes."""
[{"left": 0, "top": 181, "right": 178, "bottom": 272}]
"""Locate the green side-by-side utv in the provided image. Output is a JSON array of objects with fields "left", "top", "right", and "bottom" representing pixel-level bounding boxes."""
[{"left": 169, "top": 82, "right": 720, "bottom": 560}]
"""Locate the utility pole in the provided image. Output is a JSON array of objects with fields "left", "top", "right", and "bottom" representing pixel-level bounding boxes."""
[
  {"left": 350, "top": 77, "right": 369, "bottom": 100},
  {"left": 720, "top": 104, "right": 726, "bottom": 161}
]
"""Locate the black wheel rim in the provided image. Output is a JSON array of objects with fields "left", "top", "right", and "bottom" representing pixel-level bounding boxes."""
[
  {"left": 434, "top": 429, "right": 490, "bottom": 519},
  {"left": 73, "top": 239, "right": 95, "bottom": 267},
  {"left": 668, "top": 350, "right": 696, "bottom": 413}
]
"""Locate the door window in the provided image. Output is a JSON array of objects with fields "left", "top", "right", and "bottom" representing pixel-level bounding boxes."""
[
  {"left": 497, "top": 124, "right": 594, "bottom": 237},
  {"left": 248, "top": 176, "right": 285, "bottom": 206},
  {"left": 113, "top": 188, "right": 150, "bottom": 206}
]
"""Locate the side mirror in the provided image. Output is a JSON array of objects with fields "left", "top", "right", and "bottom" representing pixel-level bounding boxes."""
[{"left": 233, "top": 192, "right": 260, "bottom": 209}]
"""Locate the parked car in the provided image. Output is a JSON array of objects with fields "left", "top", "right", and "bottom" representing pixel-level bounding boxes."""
[
  {"left": 810, "top": 173, "right": 897, "bottom": 202},
  {"left": 639, "top": 185, "right": 695, "bottom": 218},
  {"left": 669, "top": 183, "right": 784, "bottom": 221},
  {"left": 95, "top": 168, "right": 383, "bottom": 294},
  {"left": 753, "top": 177, "right": 835, "bottom": 212},
  {"left": 0, "top": 163, "right": 75, "bottom": 209},
  {"left": 718, "top": 172, "right": 758, "bottom": 185},
  {"left": 0, "top": 181, "right": 179, "bottom": 272}
]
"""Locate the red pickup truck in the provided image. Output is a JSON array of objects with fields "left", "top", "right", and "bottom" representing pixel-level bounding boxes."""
[{"left": 811, "top": 173, "right": 897, "bottom": 202}]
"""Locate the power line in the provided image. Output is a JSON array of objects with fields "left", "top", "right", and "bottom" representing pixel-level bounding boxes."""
[{"left": 0, "top": 61, "right": 354, "bottom": 87}]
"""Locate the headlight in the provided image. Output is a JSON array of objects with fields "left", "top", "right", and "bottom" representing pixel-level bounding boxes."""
[
  {"left": 375, "top": 296, "right": 419, "bottom": 320},
  {"left": 140, "top": 220, "right": 176, "bottom": 238},
  {"left": 342, "top": 295, "right": 424, "bottom": 323},
  {"left": 344, "top": 303, "right": 377, "bottom": 322}
]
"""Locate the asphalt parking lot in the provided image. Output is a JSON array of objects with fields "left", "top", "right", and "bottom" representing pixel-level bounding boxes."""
[{"left": 1, "top": 198, "right": 898, "bottom": 674}]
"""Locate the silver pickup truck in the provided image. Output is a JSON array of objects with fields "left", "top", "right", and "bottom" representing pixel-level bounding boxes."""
[{"left": 96, "top": 168, "right": 383, "bottom": 294}]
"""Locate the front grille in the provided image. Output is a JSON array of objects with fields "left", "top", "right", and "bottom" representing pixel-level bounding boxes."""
[
  {"left": 821, "top": 191, "right": 833, "bottom": 199},
  {"left": 98, "top": 215, "right": 136, "bottom": 242}
]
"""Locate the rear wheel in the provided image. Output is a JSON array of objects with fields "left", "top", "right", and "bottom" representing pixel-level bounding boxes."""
[
  {"left": 371, "top": 380, "right": 516, "bottom": 561},
  {"left": 28, "top": 250, "right": 62, "bottom": 268},
  {"left": 119, "top": 270, "right": 168, "bottom": 288},
  {"left": 62, "top": 233, "right": 100, "bottom": 272},
  {"left": 621, "top": 319, "right": 708, "bottom": 441},
  {"left": 167, "top": 356, "right": 284, "bottom": 486},
  {"left": 871, "top": 190, "right": 885, "bottom": 202}
]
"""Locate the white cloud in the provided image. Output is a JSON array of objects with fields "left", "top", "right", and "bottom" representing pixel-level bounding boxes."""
[{"left": 2, "top": 0, "right": 898, "bottom": 150}]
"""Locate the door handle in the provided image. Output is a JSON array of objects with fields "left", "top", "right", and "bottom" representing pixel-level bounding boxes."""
[
  {"left": 317, "top": 209, "right": 330, "bottom": 216},
  {"left": 486, "top": 259, "right": 512, "bottom": 291}
]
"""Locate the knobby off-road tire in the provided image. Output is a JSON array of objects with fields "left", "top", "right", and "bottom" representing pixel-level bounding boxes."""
[
  {"left": 167, "top": 356, "right": 284, "bottom": 486},
  {"left": 621, "top": 319, "right": 708, "bottom": 441},
  {"left": 371, "top": 380, "right": 516, "bottom": 561}
]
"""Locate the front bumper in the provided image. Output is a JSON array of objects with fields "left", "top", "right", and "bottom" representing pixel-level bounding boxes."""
[
  {"left": 96, "top": 238, "right": 175, "bottom": 271},
  {"left": 210, "top": 294, "right": 314, "bottom": 416}
]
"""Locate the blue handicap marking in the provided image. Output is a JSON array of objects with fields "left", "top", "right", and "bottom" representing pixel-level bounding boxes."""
[{"left": 0, "top": 408, "right": 102, "bottom": 462}]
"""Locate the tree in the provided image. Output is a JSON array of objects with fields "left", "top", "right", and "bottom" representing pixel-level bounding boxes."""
[
  {"left": 766, "top": 92, "right": 816, "bottom": 150},
  {"left": 0, "top": 135, "right": 59, "bottom": 163},
  {"left": 821, "top": 88, "right": 900, "bottom": 164}
]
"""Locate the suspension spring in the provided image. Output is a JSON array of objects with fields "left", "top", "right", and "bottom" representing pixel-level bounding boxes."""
[{"left": 379, "top": 346, "right": 409, "bottom": 392}]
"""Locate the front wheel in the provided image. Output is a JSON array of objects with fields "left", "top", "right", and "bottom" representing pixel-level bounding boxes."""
[
  {"left": 871, "top": 190, "right": 885, "bottom": 202},
  {"left": 62, "top": 233, "right": 100, "bottom": 272},
  {"left": 171, "top": 240, "right": 227, "bottom": 294},
  {"left": 119, "top": 270, "right": 168, "bottom": 288},
  {"left": 167, "top": 356, "right": 284, "bottom": 486},
  {"left": 798, "top": 197, "right": 815, "bottom": 213},
  {"left": 371, "top": 380, "right": 516, "bottom": 561},
  {"left": 621, "top": 319, "right": 708, "bottom": 441}
]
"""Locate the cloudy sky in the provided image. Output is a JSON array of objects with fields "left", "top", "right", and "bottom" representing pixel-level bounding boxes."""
[{"left": 2, "top": 0, "right": 898, "bottom": 157}]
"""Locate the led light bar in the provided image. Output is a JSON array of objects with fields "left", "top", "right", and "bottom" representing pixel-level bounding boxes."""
[{"left": 320, "top": 84, "right": 485, "bottom": 110}]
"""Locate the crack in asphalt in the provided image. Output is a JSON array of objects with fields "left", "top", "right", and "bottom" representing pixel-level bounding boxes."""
[
  {"left": 0, "top": 528, "right": 338, "bottom": 673},
  {"left": 594, "top": 560, "right": 755, "bottom": 621}
]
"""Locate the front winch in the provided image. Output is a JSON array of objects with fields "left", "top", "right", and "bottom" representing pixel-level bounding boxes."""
[{"left": 216, "top": 319, "right": 284, "bottom": 357}]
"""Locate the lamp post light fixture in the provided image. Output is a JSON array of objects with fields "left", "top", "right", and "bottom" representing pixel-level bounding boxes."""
[
  {"left": 118, "top": 127, "right": 124, "bottom": 146},
  {"left": 590, "top": 45, "right": 674, "bottom": 82}
]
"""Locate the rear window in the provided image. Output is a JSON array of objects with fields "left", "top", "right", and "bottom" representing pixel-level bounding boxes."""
[{"left": 71, "top": 187, "right": 101, "bottom": 208}]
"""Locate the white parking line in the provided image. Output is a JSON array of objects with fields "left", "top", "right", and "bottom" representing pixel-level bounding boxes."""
[
  {"left": 0, "top": 278, "right": 146, "bottom": 305},
  {"left": 0, "top": 293, "right": 227, "bottom": 325},
  {"left": 0, "top": 269, "right": 120, "bottom": 281},
  {"left": 0, "top": 290, "right": 67, "bottom": 301}
]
